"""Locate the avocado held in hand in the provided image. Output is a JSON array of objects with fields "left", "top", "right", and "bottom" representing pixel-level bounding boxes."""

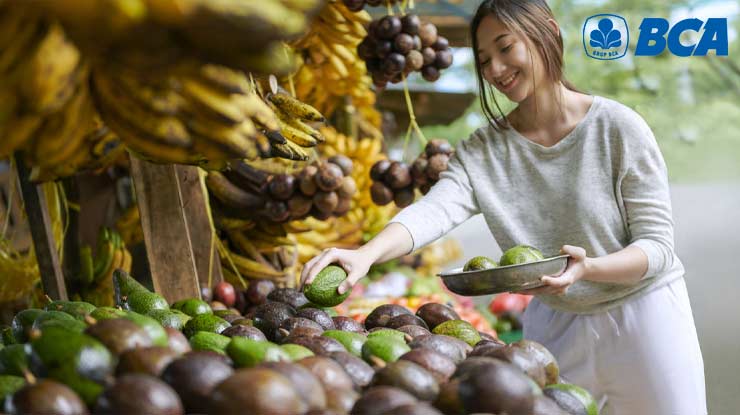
[
  {"left": 303, "top": 265, "right": 350, "bottom": 307},
  {"left": 463, "top": 256, "right": 498, "bottom": 271},
  {"left": 499, "top": 245, "right": 544, "bottom": 266}
]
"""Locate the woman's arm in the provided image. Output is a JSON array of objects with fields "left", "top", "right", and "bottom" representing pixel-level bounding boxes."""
[{"left": 582, "top": 245, "right": 648, "bottom": 284}]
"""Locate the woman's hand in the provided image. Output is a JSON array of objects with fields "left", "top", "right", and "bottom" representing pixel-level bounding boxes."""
[
  {"left": 517, "top": 245, "right": 590, "bottom": 296},
  {"left": 299, "top": 247, "right": 375, "bottom": 295}
]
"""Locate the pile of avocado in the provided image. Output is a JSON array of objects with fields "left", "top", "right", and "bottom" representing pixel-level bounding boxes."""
[
  {"left": 0, "top": 268, "right": 597, "bottom": 415},
  {"left": 463, "top": 244, "right": 546, "bottom": 271}
]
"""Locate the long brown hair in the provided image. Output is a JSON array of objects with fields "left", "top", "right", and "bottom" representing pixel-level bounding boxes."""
[{"left": 470, "top": 0, "right": 579, "bottom": 130}]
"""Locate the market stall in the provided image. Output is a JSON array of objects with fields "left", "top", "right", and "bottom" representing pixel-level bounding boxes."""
[{"left": 0, "top": 0, "right": 599, "bottom": 414}]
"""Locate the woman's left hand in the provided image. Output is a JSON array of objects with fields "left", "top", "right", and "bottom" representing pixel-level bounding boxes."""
[{"left": 516, "top": 245, "right": 590, "bottom": 296}]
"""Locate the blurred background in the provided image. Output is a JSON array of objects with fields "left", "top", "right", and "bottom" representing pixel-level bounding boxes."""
[{"left": 374, "top": 0, "right": 740, "bottom": 413}]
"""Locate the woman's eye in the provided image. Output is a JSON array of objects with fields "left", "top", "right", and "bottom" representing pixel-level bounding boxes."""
[
  {"left": 481, "top": 58, "right": 490, "bottom": 65},
  {"left": 501, "top": 45, "right": 512, "bottom": 53}
]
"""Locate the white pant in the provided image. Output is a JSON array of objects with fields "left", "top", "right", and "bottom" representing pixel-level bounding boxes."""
[{"left": 523, "top": 278, "right": 707, "bottom": 415}]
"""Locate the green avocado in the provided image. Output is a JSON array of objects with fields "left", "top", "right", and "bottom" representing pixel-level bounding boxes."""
[
  {"left": 304, "top": 265, "right": 350, "bottom": 307},
  {"left": 499, "top": 245, "right": 545, "bottom": 266},
  {"left": 171, "top": 298, "right": 212, "bottom": 317},
  {"left": 183, "top": 314, "right": 231, "bottom": 338},
  {"left": 44, "top": 301, "right": 96, "bottom": 321},
  {"left": 432, "top": 319, "right": 482, "bottom": 346},
  {"left": 89, "top": 307, "right": 127, "bottom": 321},
  {"left": 367, "top": 329, "right": 407, "bottom": 343},
  {"left": 361, "top": 336, "right": 410, "bottom": 364},
  {"left": 0, "top": 375, "right": 25, "bottom": 407},
  {"left": 29, "top": 326, "right": 114, "bottom": 405},
  {"left": 11, "top": 309, "right": 45, "bottom": 343},
  {"left": 146, "top": 309, "right": 191, "bottom": 330},
  {"left": 121, "top": 311, "right": 168, "bottom": 347},
  {"left": 0, "top": 345, "right": 30, "bottom": 377},
  {"left": 322, "top": 330, "right": 367, "bottom": 357},
  {"left": 463, "top": 256, "right": 498, "bottom": 271},
  {"left": 280, "top": 344, "right": 314, "bottom": 361},
  {"left": 189, "top": 332, "right": 231, "bottom": 355},
  {"left": 544, "top": 383, "right": 599, "bottom": 415},
  {"left": 125, "top": 290, "right": 169, "bottom": 315},
  {"left": 226, "top": 338, "right": 289, "bottom": 368}
]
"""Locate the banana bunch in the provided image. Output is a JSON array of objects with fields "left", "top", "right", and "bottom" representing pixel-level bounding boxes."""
[
  {"left": 219, "top": 221, "right": 299, "bottom": 288},
  {"left": 29, "top": 0, "right": 319, "bottom": 76},
  {"left": 0, "top": 182, "right": 64, "bottom": 302},
  {"left": 289, "top": 0, "right": 377, "bottom": 119},
  {"left": 264, "top": 91, "right": 327, "bottom": 161},
  {"left": 79, "top": 228, "right": 132, "bottom": 307},
  {"left": 293, "top": 126, "right": 395, "bottom": 264},
  {"left": 116, "top": 205, "right": 145, "bottom": 247},
  {"left": 90, "top": 64, "right": 285, "bottom": 168}
]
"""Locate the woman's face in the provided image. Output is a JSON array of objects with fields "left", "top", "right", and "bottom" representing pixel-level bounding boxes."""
[{"left": 476, "top": 15, "right": 547, "bottom": 103}]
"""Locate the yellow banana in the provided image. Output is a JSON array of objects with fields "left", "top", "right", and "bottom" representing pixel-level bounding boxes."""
[
  {"left": 180, "top": 77, "right": 244, "bottom": 124},
  {"left": 333, "top": 2, "right": 372, "bottom": 25},
  {"left": 206, "top": 171, "right": 265, "bottom": 209},
  {"left": 0, "top": 113, "right": 42, "bottom": 158},
  {"left": 186, "top": 115, "right": 257, "bottom": 159},
  {"left": 270, "top": 139, "right": 310, "bottom": 161},
  {"left": 277, "top": 119, "right": 319, "bottom": 147},
  {"left": 268, "top": 92, "right": 324, "bottom": 121},
  {"left": 240, "top": 92, "right": 280, "bottom": 131},
  {"left": 198, "top": 64, "right": 251, "bottom": 95},
  {"left": 117, "top": 71, "right": 183, "bottom": 115},
  {"left": 225, "top": 250, "right": 285, "bottom": 279}
]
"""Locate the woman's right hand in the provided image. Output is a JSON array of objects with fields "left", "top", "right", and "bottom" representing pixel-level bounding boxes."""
[{"left": 299, "top": 247, "right": 375, "bottom": 295}]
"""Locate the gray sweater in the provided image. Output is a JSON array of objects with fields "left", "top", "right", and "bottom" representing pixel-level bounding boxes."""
[{"left": 389, "top": 95, "right": 684, "bottom": 314}]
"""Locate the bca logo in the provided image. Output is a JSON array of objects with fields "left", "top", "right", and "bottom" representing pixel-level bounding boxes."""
[{"left": 583, "top": 14, "right": 629, "bottom": 60}]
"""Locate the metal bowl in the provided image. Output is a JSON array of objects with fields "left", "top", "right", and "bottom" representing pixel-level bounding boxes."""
[{"left": 438, "top": 255, "right": 570, "bottom": 296}]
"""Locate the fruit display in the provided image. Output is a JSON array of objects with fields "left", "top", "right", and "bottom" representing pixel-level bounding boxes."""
[
  {"left": 0, "top": 268, "right": 597, "bottom": 414},
  {"left": 78, "top": 228, "right": 133, "bottom": 307},
  {"left": 358, "top": 14, "right": 454, "bottom": 87}
]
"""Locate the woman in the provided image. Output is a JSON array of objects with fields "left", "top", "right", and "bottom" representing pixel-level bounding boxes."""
[{"left": 301, "top": 1, "right": 706, "bottom": 413}]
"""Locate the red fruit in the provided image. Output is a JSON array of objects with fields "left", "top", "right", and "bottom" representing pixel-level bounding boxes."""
[
  {"left": 489, "top": 293, "right": 528, "bottom": 316},
  {"left": 214, "top": 281, "right": 237, "bottom": 307}
]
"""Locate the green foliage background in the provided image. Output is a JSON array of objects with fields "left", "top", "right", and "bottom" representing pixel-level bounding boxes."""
[{"left": 418, "top": 0, "right": 740, "bottom": 182}]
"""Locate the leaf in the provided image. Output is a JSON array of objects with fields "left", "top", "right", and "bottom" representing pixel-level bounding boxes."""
[{"left": 606, "top": 30, "right": 622, "bottom": 49}]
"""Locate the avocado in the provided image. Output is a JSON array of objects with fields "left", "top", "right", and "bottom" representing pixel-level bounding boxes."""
[
  {"left": 245, "top": 279, "right": 276, "bottom": 306},
  {"left": 383, "top": 402, "right": 444, "bottom": 415},
  {"left": 415, "top": 303, "right": 460, "bottom": 330},
  {"left": 303, "top": 265, "right": 350, "bottom": 307},
  {"left": 31, "top": 312, "right": 86, "bottom": 334},
  {"left": 499, "top": 245, "right": 545, "bottom": 266},
  {"left": 84, "top": 318, "right": 153, "bottom": 355},
  {"left": 350, "top": 386, "right": 417, "bottom": 415},
  {"left": 327, "top": 351, "right": 374, "bottom": 389},
  {"left": 327, "top": 387, "right": 359, "bottom": 414},
  {"left": 183, "top": 313, "right": 231, "bottom": 338},
  {"left": 433, "top": 378, "right": 464, "bottom": 415},
  {"left": 221, "top": 325, "right": 267, "bottom": 341},
  {"left": 364, "top": 304, "right": 412, "bottom": 330},
  {"left": 396, "top": 325, "right": 431, "bottom": 339},
  {"left": 213, "top": 308, "right": 239, "bottom": 318},
  {"left": 124, "top": 290, "right": 169, "bottom": 315},
  {"left": 28, "top": 326, "right": 114, "bottom": 404},
  {"left": 252, "top": 302, "right": 296, "bottom": 341},
  {"left": 534, "top": 394, "right": 570, "bottom": 414},
  {"left": 209, "top": 367, "right": 307, "bottom": 415},
  {"left": 227, "top": 337, "right": 289, "bottom": 367},
  {"left": 280, "top": 344, "right": 314, "bottom": 361},
  {"left": 113, "top": 269, "right": 149, "bottom": 298},
  {"left": 268, "top": 288, "right": 310, "bottom": 309},
  {"left": 407, "top": 334, "right": 470, "bottom": 364},
  {"left": 146, "top": 309, "right": 191, "bottom": 330},
  {"left": 457, "top": 359, "right": 536, "bottom": 414},
  {"left": 44, "top": 301, "right": 96, "bottom": 321},
  {"left": 0, "top": 375, "right": 25, "bottom": 409},
  {"left": 386, "top": 314, "right": 429, "bottom": 330},
  {"left": 432, "top": 320, "right": 482, "bottom": 347},
  {"left": 480, "top": 345, "right": 547, "bottom": 388},
  {"left": 0, "top": 345, "right": 29, "bottom": 377},
  {"left": 361, "top": 336, "right": 410, "bottom": 365},
  {"left": 121, "top": 311, "right": 169, "bottom": 347},
  {"left": 332, "top": 316, "right": 367, "bottom": 334},
  {"left": 116, "top": 346, "right": 179, "bottom": 377},
  {"left": 371, "top": 360, "right": 440, "bottom": 400},
  {"left": 94, "top": 373, "right": 183, "bottom": 415},
  {"left": 259, "top": 361, "right": 327, "bottom": 411},
  {"left": 276, "top": 317, "right": 324, "bottom": 343},
  {"left": 297, "top": 356, "right": 355, "bottom": 392},
  {"left": 399, "top": 348, "right": 456, "bottom": 383},
  {"left": 89, "top": 307, "right": 127, "bottom": 321},
  {"left": 296, "top": 308, "right": 335, "bottom": 331},
  {"left": 286, "top": 335, "right": 346, "bottom": 356},
  {"left": 11, "top": 309, "right": 44, "bottom": 342},
  {"left": 281, "top": 326, "right": 325, "bottom": 344},
  {"left": 453, "top": 356, "right": 500, "bottom": 378},
  {"left": 469, "top": 339, "right": 507, "bottom": 357},
  {"left": 161, "top": 352, "right": 233, "bottom": 413},
  {"left": 322, "top": 330, "right": 367, "bottom": 357},
  {"left": 164, "top": 327, "right": 191, "bottom": 355},
  {"left": 171, "top": 298, "right": 212, "bottom": 317},
  {"left": 544, "top": 383, "right": 599, "bottom": 415},
  {"left": 367, "top": 328, "right": 408, "bottom": 343},
  {"left": 189, "top": 331, "right": 231, "bottom": 355},
  {"left": 463, "top": 255, "right": 498, "bottom": 271},
  {"left": 513, "top": 339, "right": 560, "bottom": 386},
  {"left": 4, "top": 379, "right": 88, "bottom": 415}
]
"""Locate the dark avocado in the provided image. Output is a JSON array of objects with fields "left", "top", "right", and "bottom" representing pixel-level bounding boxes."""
[
  {"left": 5, "top": 379, "right": 88, "bottom": 415},
  {"left": 94, "top": 373, "right": 183, "bottom": 415},
  {"left": 350, "top": 386, "right": 417, "bottom": 415},
  {"left": 364, "top": 304, "right": 412, "bottom": 330},
  {"left": 415, "top": 303, "right": 459, "bottom": 330},
  {"left": 209, "top": 368, "right": 307, "bottom": 415},
  {"left": 371, "top": 360, "right": 439, "bottom": 401},
  {"left": 161, "top": 351, "right": 234, "bottom": 414},
  {"left": 327, "top": 351, "right": 375, "bottom": 390},
  {"left": 399, "top": 348, "right": 456, "bottom": 383}
]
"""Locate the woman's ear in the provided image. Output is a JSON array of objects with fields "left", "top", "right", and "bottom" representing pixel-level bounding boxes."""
[{"left": 546, "top": 18, "right": 560, "bottom": 36}]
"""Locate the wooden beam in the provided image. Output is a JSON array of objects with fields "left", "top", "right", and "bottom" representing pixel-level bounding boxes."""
[
  {"left": 129, "top": 157, "right": 200, "bottom": 303},
  {"left": 175, "top": 165, "right": 223, "bottom": 289},
  {"left": 15, "top": 156, "right": 67, "bottom": 300}
]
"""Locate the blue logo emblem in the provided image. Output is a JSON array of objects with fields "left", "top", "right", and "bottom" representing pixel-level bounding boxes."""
[{"left": 583, "top": 14, "right": 629, "bottom": 60}]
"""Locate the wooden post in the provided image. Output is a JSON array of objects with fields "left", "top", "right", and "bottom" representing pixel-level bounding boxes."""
[
  {"left": 129, "top": 157, "right": 200, "bottom": 303},
  {"left": 61, "top": 177, "right": 81, "bottom": 290},
  {"left": 175, "top": 165, "right": 223, "bottom": 289},
  {"left": 15, "top": 157, "right": 68, "bottom": 300}
]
